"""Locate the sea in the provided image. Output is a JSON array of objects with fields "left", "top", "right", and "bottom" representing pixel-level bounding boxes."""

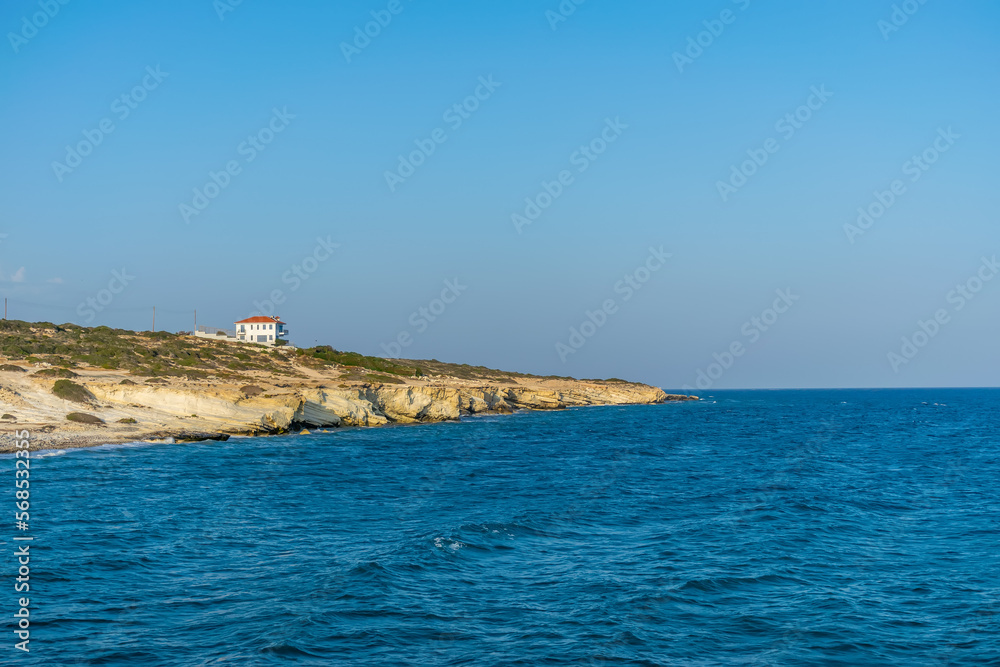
[{"left": 6, "top": 389, "right": 999, "bottom": 665}]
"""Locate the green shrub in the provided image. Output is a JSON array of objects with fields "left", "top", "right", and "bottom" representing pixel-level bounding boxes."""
[
  {"left": 240, "top": 384, "right": 264, "bottom": 397},
  {"left": 364, "top": 373, "right": 406, "bottom": 385},
  {"left": 66, "top": 412, "right": 104, "bottom": 424},
  {"left": 302, "top": 346, "right": 418, "bottom": 377},
  {"left": 0, "top": 320, "right": 33, "bottom": 334},
  {"left": 34, "top": 368, "right": 79, "bottom": 378},
  {"left": 52, "top": 379, "right": 94, "bottom": 403},
  {"left": 117, "top": 417, "right": 137, "bottom": 424},
  {"left": 1, "top": 414, "right": 15, "bottom": 420},
  {"left": 0, "top": 364, "right": 25, "bottom": 372}
]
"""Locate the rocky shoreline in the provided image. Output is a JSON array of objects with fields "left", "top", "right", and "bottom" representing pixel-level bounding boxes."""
[{"left": 0, "top": 364, "right": 696, "bottom": 452}]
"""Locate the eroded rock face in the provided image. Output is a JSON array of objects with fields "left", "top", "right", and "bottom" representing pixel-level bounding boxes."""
[
  {"left": 458, "top": 388, "right": 514, "bottom": 414},
  {"left": 300, "top": 389, "right": 383, "bottom": 427},
  {"left": 0, "top": 356, "right": 697, "bottom": 452},
  {"left": 360, "top": 386, "right": 462, "bottom": 424},
  {"left": 88, "top": 384, "right": 301, "bottom": 432},
  {"left": 30, "top": 379, "right": 688, "bottom": 438},
  {"left": 455, "top": 383, "right": 670, "bottom": 413},
  {"left": 293, "top": 391, "right": 342, "bottom": 428}
]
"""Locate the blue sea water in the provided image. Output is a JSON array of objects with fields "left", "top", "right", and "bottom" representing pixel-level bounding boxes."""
[{"left": 6, "top": 389, "right": 1000, "bottom": 665}]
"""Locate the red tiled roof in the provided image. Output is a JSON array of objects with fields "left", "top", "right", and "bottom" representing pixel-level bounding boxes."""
[{"left": 235, "top": 316, "right": 286, "bottom": 324}]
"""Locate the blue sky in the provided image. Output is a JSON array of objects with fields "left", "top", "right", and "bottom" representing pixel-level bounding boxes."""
[{"left": 1, "top": 0, "right": 998, "bottom": 389}]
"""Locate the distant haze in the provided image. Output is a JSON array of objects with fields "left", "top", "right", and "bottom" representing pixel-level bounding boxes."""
[{"left": 2, "top": 1, "right": 998, "bottom": 388}]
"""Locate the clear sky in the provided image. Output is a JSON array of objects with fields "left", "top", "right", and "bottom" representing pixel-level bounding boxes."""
[{"left": 1, "top": 0, "right": 998, "bottom": 389}]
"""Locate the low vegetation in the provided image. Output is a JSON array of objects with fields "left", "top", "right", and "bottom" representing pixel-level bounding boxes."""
[
  {"left": 362, "top": 373, "right": 406, "bottom": 385},
  {"left": 0, "top": 319, "right": 631, "bottom": 387},
  {"left": 296, "top": 346, "right": 419, "bottom": 377},
  {"left": 52, "top": 379, "right": 94, "bottom": 403},
  {"left": 0, "top": 319, "right": 298, "bottom": 381},
  {"left": 0, "top": 364, "right": 25, "bottom": 372},
  {"left": 66, "top": 412, "right": 104, "bottom": 425},
  {"left": 33, "top": 368, "right": 79, "bottom": 378},
  {"left": 117, "top": 417, "right": 137, "bottom": 424},
  {"left": 400, "top": 358, "right": 574, "bottom": 383}
]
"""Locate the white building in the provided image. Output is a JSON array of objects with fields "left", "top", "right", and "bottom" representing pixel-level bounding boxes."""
[{"left": 234, "top": 316, "right": 288, "bottom": 346}]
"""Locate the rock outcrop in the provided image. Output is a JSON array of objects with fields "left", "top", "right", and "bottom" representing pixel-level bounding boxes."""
[
  {"left": 0, "top": 366, "right": 696, "bottom": 451},
  {"left": 87, "top": 382, "right": 677, "bottom": 433}
]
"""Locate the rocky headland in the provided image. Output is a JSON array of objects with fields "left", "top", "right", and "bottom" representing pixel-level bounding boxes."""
[{"left": 0, "top": 320, "right": 695, "bottom": 452}]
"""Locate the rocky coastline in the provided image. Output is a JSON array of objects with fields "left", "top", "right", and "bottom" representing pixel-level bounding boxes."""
[{"left": 0, "top": 362, "right": 695, "bottom": 452}]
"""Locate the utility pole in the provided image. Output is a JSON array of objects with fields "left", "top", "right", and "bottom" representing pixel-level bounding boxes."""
[
  {"left": 3, "top": 298, "right": 6, "bottom": 320},
  {"left": 152, "top": 306, "right": 156, "bottom": 332},
  {"left": 194, "top": 309, "right": 197, "bottom": 333}
]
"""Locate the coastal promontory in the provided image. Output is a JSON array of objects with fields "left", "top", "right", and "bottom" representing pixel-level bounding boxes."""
[{"left": 0, "top": 320, "right": 694, "bottom": 451}]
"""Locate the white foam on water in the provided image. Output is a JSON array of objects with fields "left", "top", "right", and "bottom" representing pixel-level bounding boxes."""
[
  {"left": 35, "top": 449, "right": 68, "bottom": 458},
  {"left": 1, "top": 448, "right": 72, "bottom": 460},
  {"left": 433, "top": 537, "right": 465, "bottom": 551}
]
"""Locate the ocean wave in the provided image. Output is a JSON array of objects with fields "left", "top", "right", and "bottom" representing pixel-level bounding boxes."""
[{"left": 21, "top": 389, "right": 1000, "bottom": 664}]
